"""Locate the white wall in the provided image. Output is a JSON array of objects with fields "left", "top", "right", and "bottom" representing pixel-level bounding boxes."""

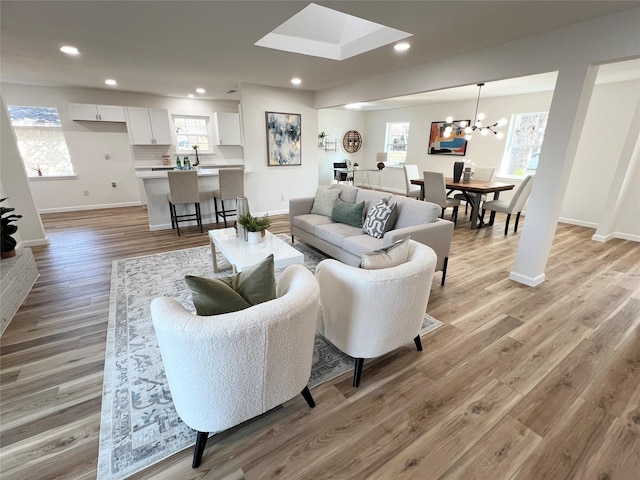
[
  {"left": 317, "top": 109, "right": 365, "bottom": 185},
  {"left": 0, "top": 83, "right": 240, "bottom": 212},
  {"left": 239, "top": 83, "right": 318, "bottom": 216}
]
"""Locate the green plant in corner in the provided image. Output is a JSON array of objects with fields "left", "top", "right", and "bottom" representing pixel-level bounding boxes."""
[
  {"left": 237, "top": 213, "right": 271, "bottom": 232},
  {"left": 1, "top": 197, "right": 22, "bottom": 257}
]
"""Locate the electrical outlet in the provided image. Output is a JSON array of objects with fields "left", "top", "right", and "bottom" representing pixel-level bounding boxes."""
[
  {"left": 83, "top": 190, "right": 90, "bottom": 196},
  {"left": 111, "top": 181, "right": 117, "bottom": 189}
]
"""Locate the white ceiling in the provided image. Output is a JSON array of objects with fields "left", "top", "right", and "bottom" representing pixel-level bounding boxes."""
[{"left": 1, "top": 1, "right": 639, "bottom": 109}]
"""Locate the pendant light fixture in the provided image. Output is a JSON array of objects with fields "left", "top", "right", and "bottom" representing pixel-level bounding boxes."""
[{"left": 443, "top": 83, "right": 507, "bottom": 140}]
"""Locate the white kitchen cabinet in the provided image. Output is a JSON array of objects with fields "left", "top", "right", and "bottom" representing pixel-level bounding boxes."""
[
  {"left": 125, "top": 107, "right": 173, "bottom": 145},
  {"left": 213, "top": 112, "right": 242, "bottom": 145},
  {"left": 69, "top": 103, "right": 125, "bottom": 122}
]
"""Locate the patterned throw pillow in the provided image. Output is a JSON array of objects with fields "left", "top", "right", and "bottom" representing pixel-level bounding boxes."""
[
  {"left": 361, "top": 237, "right": 411, "bottom": 270},
  {"left": 310, "top": 187, "right": 341, "bottom": 217},
  {"left": 362, "top": 198, "right": 398, "bottom": 239}
]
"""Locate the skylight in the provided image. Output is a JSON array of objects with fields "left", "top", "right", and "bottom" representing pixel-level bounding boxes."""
[{"left": 255, "top": 3, "right": 412, "bottom": 61}]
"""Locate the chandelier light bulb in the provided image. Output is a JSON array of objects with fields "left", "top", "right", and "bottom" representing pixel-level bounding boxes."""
[
  {"left": 477, "top": 112, "right": 485, "bottom": 121},
  {"left": 464, "top": 126, "right": 472, "bottom": 134},
  {"left": 459, "top": 120, "right": 468, "bottom": 128},
  {"left": 498, "top": 118, "right": 508, "bottom": 126},
  {"left": 496, "top": 132, "right": 505, "bottom": 139},
  {"left": 446, "top": 116, "right": 454, "bottom": 124},
  {"left": 465, "top": 134, "right": 472, "bottom": 140},
  {"left": 481, "top": 128, "right": 489, "bottom": 136}
]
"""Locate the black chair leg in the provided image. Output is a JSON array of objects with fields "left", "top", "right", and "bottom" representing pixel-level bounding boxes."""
[
  {"left": 504, "top": 214, "right": 511, "bottom": 236},
  {"left": 514, "top": 212, "right": 521, "bottom": 233},
  {"left": 452, "top": 206, "right": 458, "bottom": 225},
  {"left": 221, "top": 200, "right": 228, "bottom": 228},
  {"left": 174, "top": 204, "right": 181, "bottom": 236},
  {"left": 213, "top": 197, "right": 219, "bottom": 225},
  {"left": 414, "top": 335, "right": 423, "bottom": 351},
  {"left": 301, "top": 386, "right": 316, "bottom": 408},
  {"left": 441, "top": 256, "right": 448, "bottom": 286},
  {"left": 169, "top": 201, "right": 175, "bottom": 230},
  {"left": 192, "top": 431, "right": 208, "bottom": 468},
  {"left": 353, "top": 358, "right": 365, "bottom": 387},
  {"left": 195, "top": 203, "right": 203, "bottom": 233}
]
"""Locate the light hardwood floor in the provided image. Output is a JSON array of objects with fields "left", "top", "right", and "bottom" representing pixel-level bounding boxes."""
[{"left": 1, "top": 206, "right": 639, "bottom": 480}]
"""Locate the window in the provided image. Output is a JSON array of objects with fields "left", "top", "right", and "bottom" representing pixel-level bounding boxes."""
[
  {"left": 501, "top": 112, "right": 548, "bottom": 177},
  {"left": 173, "top": 115, "right": 212, "bottom": 153},
  {"left": 384, "top": 121, "right": 410, "bottom": 165},
  {"left": 8, "top": 106, "right": 75, "bottom": 178}
]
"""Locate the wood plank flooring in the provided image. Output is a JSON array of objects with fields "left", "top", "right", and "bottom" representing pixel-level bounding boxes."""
[{"left": 1, "top": 206, "right": 639, "bottom": 479}]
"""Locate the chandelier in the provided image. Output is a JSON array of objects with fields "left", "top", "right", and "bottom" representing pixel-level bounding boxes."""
[{"left": 443, "top": 83, "right": 507, "bottom": 140}]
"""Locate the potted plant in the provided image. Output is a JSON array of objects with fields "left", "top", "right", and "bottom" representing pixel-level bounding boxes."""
[
  {"left": 237, "top": 213, "right": 271, "bottom": 243},
  {"left": 1, "top": 197, "right": 22, "bottom": 258},
  {"left": 353, "top": 162, "right": 359, "bottom": 170},
  {"left": 318, "top": 131, "right": 327, "bottom": 147}
]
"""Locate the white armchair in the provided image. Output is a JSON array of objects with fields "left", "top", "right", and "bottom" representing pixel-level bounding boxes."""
[
  {"left": 150, "top": 264, "right": 320, "bottom": 468},
  {"left": 315, "top": 240, "right": 437, "bottom": 387}
]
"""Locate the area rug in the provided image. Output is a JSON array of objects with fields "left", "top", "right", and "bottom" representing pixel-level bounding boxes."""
[{"left": 97, "top": 235, "right": 443, "bottom": 480}]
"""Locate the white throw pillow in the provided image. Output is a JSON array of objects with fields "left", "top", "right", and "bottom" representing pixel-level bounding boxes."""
[
  {"left": 310, "top": 187, "right": 340, "bottom": 217},
  {"left": 362, "top": 199, "right": 398, "bottom": 239},
  {"left": 361, "top": 236, "right": 410, "bottom": 270}
]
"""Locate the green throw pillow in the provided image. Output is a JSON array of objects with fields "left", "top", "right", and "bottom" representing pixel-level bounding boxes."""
[
  {"left": 185, "top": 254, "right": 276, "bottom": 315},
  {"left": 331, "top": 199, "right": 365, "bottom": 228}
]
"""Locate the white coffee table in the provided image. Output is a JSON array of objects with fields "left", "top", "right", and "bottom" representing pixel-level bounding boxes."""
[{"left": 209, "top": 228, "right": 304, "bottom": 273}]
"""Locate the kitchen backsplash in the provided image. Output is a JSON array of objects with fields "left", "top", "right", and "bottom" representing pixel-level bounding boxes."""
[{"left": 132, "top": 144, "right": 244, "bottom": 167}]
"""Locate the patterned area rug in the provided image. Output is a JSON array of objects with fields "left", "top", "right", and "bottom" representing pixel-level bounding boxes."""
[{"left": 97, "top": 235, "right": 443, "bottom": 480}]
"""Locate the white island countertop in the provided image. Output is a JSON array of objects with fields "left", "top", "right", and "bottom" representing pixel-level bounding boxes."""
[{"left": 135, "top": 168, "right": 248, "bottom": 180}]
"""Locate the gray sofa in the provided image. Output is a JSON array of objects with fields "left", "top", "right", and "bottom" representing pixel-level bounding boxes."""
[{"left": 289, "top": 184, "right": 454, "bottom": 285}]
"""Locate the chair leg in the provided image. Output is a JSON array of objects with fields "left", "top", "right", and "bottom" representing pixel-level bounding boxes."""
[
  {"left": 514, "top": 212, "right": 521, "bottom": 233},
  {"left": 301, "top": 386, "right": 316, "bottom": 408},
  {"left": 414, "top": 335, "right": 423, "bottom": 351},
  {"left": 213, "top": 197, "right": 219, "bottom": 225},
  {"left": 173, "top": 204, "right": 181, "bottom": 236},
  {"left": 440, "top": 208, "right": 445, "bottom": 219},
  {"left": 441, "top": 256, "right": 448, "bottom": 286},
  {"left": 192, "top": 431, "right": 208, "bottom": 468},
  {"left": 195, "top": 203, "right": 203, "bottom": 233},
  {"left": 221, "top": 200, "right": 228, "bottom": 228},
  {"left": 504, "top": 214, "right": 511, "bottom": 236},
  {"left": 452, "top": 206, "right": 458, "bottom": 225},
  {"left": 353, "top": 358, "right": 365, "bottom": 387},
  {"left": 168, "top": 201, "right": 175, "bottom": 230}
]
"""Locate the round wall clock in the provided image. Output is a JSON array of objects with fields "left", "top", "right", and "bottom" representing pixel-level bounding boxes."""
[{"left": 342, "top": 130, "right": 362, "bottom": 153}]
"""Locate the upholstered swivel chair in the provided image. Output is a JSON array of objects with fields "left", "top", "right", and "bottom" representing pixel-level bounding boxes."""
[
  {"left": 423, "top": 171, "right": 460, "bottom": 225},
  {"left": 167, "top": 170, "right": 203, "bottom": 236},
  {"left": 150, "top": 264, "right": 320, "bottom": 468},
  {"left": 212, "top": 168, "right": 245, "bottom": 227},
  {"left": 481, "top": 174, "right": 534, "bottom": 235},
  {"left": 453, "top": 166, "right": 495, "bottom": 215},
  {"left": 403, "top": 164, "right": 423, "bottom": 199},
  {"left": 315, "top": 240, "right": 437, "bottom": 387}
]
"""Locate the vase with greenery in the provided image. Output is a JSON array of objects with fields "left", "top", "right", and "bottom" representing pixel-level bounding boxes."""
[
  {"left": 237, "top": 213, "right": 270, "bottom": 243},
  {"left": 1, "top": 197, "right": 22, "bottom": 258},
  {"left": 191, "top": 145, "right": 200, "bottom": 166}
]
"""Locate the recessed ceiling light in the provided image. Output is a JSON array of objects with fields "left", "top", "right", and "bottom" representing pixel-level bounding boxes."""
[
  {"left": 394, "top": 42, "right": 410, "bottom": 52},
  {"left": 345, "top": 103, "right": 362, "bottom": 110},
  {"left": 60, "top": 45, "right": 79, "bottom": 55},
  {"left": 188, "top": 94, "right": 195, "bottom": 98},
  {"left": 291, "top": 77, "right": 302, "bottom": 86},
  {"left": 196, "top": 88, "right": 206, "bottom": 94},
  {"left": 105, "top": 79, "right": 117, "bottom": 86}
]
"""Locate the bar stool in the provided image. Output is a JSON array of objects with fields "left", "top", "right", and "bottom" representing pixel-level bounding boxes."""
[
  {"left": 212, "top": 168, "right": 245, "bottom": 227},
  {"left": 167, "top": 170, "right": 203, "bottom": 236}
]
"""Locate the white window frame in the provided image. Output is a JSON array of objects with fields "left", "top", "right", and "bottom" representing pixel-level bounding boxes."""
[
  {"left": 172, "top": 115, "right": 214, "bottom": 154},
  {"left": 500, "top": 112, "right": 548, "bottom": 178},
  {"left": 384, "top": 121, "right": 410, "bottom": 166},
  {"left": 8, "top": 105, "right": 76, "bottom": 178}
]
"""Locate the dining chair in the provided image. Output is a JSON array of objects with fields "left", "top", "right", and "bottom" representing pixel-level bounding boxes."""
[
  {"left": 212, "top": 168, "right": 245, "bottom": 227},
  {"left": 454, "top": 166, "right": 495, "bottom": 215},
  {"left": 333, "top": 162, "right": 348, "bottom": 183},
  {"left": 167, "top": 170, "right": 203, "bottom": 236},
  {"left": 403, "top": 164, "right": 423, "bottom": 199},
  {"left": 423, "top": 170, "right": 459, "bottom": 225},
  {"left": 481, "top": 175, "right": 534, "bottom": 235}
]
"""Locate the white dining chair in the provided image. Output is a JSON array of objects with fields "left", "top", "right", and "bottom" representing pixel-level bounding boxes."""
[
  {"left": 454, "top": 166, "right": 495, "bottom": 215},
  {"left": 423, "top": 171, "right": 459, "bottom": 225},
  {"left": 403, "top": 165, "right": 423, "bottom": 199},
  {"left": 481, "top": 175, "right": 534, "bottom": 235}
]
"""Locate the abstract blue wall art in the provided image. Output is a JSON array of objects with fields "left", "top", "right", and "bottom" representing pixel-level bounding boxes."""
[{"left": 266, "top": 112, "right": 302, "bottom": 166}]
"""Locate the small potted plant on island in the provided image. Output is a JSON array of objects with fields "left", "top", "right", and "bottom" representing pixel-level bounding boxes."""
[
  {"left": 237, "top": 213, "right": 271, "bottom": 244},
  {"left": 1, "top": 197, "right": 22, "bottom": 258}
]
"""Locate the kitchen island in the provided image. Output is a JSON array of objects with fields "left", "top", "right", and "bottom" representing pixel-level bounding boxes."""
[{"left": 136, "top": 168, "right": 249, "bottom": 231}]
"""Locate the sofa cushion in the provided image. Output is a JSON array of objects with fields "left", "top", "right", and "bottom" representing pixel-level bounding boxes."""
[
  {"left": 314, "top": 222, "right": 363, "bottom": 247},
  {"left": 331, "top": 183, "right": 358, "bottom": 203},
  {"left": 342, "top": 233, "right": 384, "bottom": 258},
  {"left": 292, "top": 214, "right": 333, "bottom": 235},
  {"left": 310, "top": 187, "right": 340, "bottom": 216},
  {"left": 331, "top": 199, "right": 365, "bottom": 228},
  {"left": 393, "top": 196, "right": 441, "bottom": 229},
  {"left": 362, "top": 198, "right": 398, "bottom": 239},
  {"left": 185, "top": 255, "right": 276, "bottom": 315},
  {"left": 361, "top": 237, "right": 411, "bottom": 270}
]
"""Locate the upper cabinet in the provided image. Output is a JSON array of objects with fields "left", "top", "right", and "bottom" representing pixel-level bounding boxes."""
[
  {"left": 69, "top": 103, "right": 125, "bottom": 122},
  {"left": 125, "top": 107, "right": 173, "bottom": 145},
  {"left": 213, "top": 112, "right": 242, "bottom": 145}
]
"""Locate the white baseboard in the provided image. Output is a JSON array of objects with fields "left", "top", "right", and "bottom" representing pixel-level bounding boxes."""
[
  {"left": 18, "top": 238, "right": 50, "bottom": 248},
  {"left": 593, "top": 232, "right": 640, "bottom": 242},
  {"left": 558, "top": 217, "right": 598, "bottom": 229},
  {"left": 509, "top": 271, "right": 546, "bottom": 287},
  {"left": 38, "top": 202, "right": 142, "bottom": 214}
]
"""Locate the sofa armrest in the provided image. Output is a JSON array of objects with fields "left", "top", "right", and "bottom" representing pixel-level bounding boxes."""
[
  {"left": 383, "top": 219, "right": 454, "bottom": 272},
  {"left": 289, "top": 197, "right": 315, "bottom": 236}
]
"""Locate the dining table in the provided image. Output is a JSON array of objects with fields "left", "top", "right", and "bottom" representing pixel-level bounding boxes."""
[{"left": 411, "top": 177, "right": 515, "bottom": 229}]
